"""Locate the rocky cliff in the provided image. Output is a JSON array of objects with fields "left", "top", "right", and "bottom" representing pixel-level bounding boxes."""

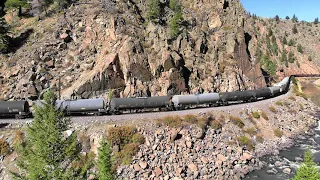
[{"left": 0, "top": 0, "right": 319, "bottom": 100}]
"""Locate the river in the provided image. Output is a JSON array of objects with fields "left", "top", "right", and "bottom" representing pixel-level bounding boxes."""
[{"left": 245, "top": 80, "right": 320, "bottom": 180}]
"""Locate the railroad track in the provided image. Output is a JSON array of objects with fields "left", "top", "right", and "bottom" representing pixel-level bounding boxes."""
[{"left": 0, "top": 89, "right": 292, "bottom": 125}]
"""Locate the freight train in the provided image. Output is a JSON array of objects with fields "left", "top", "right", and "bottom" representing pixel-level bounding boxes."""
[{"left": 0, "top": 76, "right": 291, "bottom": 119}]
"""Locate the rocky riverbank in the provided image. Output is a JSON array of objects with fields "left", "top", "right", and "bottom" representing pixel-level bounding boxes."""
[{"left": 115, "top": 95, "right": 319, "bottom": 179}]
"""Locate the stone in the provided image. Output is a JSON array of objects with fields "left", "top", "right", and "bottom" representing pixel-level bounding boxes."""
[
  {"left": 139, "top": 161, "right": 148, "bottom": 169},
  {"left": 176, "top": 167, "right": 183, "bottom": 176},
  {"left": 295, "top": 157, "right": 303, "bottom": 162},
  {"left": 201, "top": 156, "right": 209, "bottom": 164},
  {"left": 186, "top": 141, "right": 193, "bottom": 149},
  {"left": 241, "top": 152, "right": 253, "bottom": 161},
  {"left": 274, "top": 161, "right": 282, "bottom": 167},
  {"left": 155, "top": 167, "right": 162, "bottom": 176},
  {"left": 217, "top": 154, "right": 226, "bottom": 162},
  {"left": 283, "top": 168, "right": 291, "bottom": 174},
  {"left": 188, "top": 163, "right": 198, "bottom": 171},
  {"left": 133, "top": 163, "right": 141, "bottom": 171}
]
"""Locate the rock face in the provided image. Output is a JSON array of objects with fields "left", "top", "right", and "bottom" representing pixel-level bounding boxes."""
[
  {"left": 0, "top": 0, "right": 267, "bottom": 100},
  {"left": 0, "top": 0, "right": 319, "bottom": 100}
]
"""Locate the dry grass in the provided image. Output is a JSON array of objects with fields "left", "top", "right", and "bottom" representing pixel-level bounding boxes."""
[
  {"left": 0, "top": 138, "right": 10, "bottom": 156},
  {"left": 107, "top": 126, "right": 137, "bottom": 148},
  {"left": 289, "top": 96, "right": 296, "bottom": 101},
  {"left": 106, "top": 125, "right": 145, "bottom": 166},
  {"left": 13, "top": 130, "right": 24, "bottom": 147},
  {"left": 230, "top": 116, "right": 245, "bottom": 128},
  {"left": 269, "top": 106, "right": 277, "bottom": 113},
  {"left": 274, "top": 128, "right": 284, "bottom": 137},
  {"left": 243, "top": 127, "right": 257, "bottom": 136},
  {"left": 237, "top": 136, "right": 254, "bottom": 150},
  {"left": 275, "top": 101, "right": 283, "bottom": 106},
  {"left": 251, "top": 111, "right": 260, "bottom": 119},
  {"left": 157, "top": 116, "right": 183, "bottom": 128},
  {"left": 261, "top": 111, "right": 269, "bottom": 120},
  {"left": 183, "top": 114, "right": 198, "bottom": 124},
  {"left": 256, "top": 134, "right": 264, "bottom": 143},
  {"left": 210, "top": 120, "right": 222, "bottom": 130}
]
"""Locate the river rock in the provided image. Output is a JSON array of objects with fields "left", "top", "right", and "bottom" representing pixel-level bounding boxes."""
[{"left": 283, "top": 168, "right": 291, "bottom": 174}]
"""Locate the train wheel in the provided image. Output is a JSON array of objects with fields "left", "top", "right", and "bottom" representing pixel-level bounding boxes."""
[
  {"left": 94, "top": 112, "right": 102, "bottom": 116},
  {"left": 223, "top": 101, "right": 228, "bottom": 106}
]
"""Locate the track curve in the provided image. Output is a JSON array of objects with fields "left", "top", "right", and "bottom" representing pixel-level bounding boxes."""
[{"left": 0, "top": 89, "right": 292, "bottom": 125}]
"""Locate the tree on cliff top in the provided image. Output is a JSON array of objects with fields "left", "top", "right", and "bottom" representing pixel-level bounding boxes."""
[
  {"left": 12, "top": 90, "right": 81, "bottom": 179},
  {"left": 146, "top": 0, "right": 160, "bottom": 23},
  {"left": 292, "top": 148, "right": 320, "bottom": 180}
]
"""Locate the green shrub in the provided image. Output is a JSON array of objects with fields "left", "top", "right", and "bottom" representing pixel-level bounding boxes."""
[
  {"left": 183, "top": 114, "right": 198, "bottom": 124},
  {"left": 243, "top": 128, "right": 257, "bottom": 136},
  {"left": 238, "top": 136, "right": 254, "bottom": 150},
  {"left": 274, "top": 128, "right": 284, "bottom": 137},
  {"left": 261, "top": 111, "right": 268, "bottom": 120},
  {"left": 297, "top": 44, "right": 303, "bottom": 53},
  {"left": 230, "top": 116, "right": 245, "bottom": 128},
  {"left": 251, "top": 111, "right": 260, "bottom": 119},
  {"left": 0, "top": 138, "right": 10, "bottom": 156},
  {"left": 146, "top": 0, "right": 161, "bottom": 22},
  {"left": 131, "top": 133, "right": 145, "bottom": 144},
  {"left": 117, "top": 143, "right": 140, "bottom": 165},
  {"left": 269, "top": 106, "right": 277, "bottom": 113},
  {"left": 289, "top": 96, "right": 296, "bottom": 101},
  {"left": 160, "top": 116, "right": 183, "bottom": 127},
  {"left": 210, "top": 120, "right": 222, "bottom": 130},
  {"left": 107, "top": 126, "right": 137, "bottom": 147},
  {"left": 276, "top": 101, "right": 283, "bottom": 106}
]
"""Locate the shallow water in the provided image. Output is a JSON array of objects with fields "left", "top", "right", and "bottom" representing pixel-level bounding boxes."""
[{"left": 245, "top": 122, "right": 320, "bottom": 180}]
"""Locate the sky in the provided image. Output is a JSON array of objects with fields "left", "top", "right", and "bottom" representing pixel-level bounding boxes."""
[{"left": 240, "top": 0, "right": 320, "bottom": 22}]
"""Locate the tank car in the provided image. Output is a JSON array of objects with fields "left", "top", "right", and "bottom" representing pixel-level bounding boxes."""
[
  {"left": 171, "top": 95, "right": 199, "bottom": 109},
  {"left": 254, "top": 87, "right": 272, "bottom": 100},
  {"left": 0, "top": 100, "right": 30, "bottom": 119},
  {"left": 58, "top": 98, "right": 106, "bottom": 115},
  {"left": 268, "top": 86, "right": 281, "bottom": 96},
  {"left": 219, "top": 90, "right": 257, "bottom": 105},
  {"left": 110, "top": 96, "right": 171, "bottom": 114}
]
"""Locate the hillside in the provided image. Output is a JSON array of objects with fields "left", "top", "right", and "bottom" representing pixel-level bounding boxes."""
[{"left": 0, "top": 0, "right": 319, "bottom": 100}]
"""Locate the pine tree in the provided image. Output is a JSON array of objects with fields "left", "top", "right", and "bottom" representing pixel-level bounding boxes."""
[
  {"left": 285, "top": 16, "right": 290, "bottom": 20},
  {"left": 12, "top": 90, "right": 81, "bottom": 179},
  {"left": 169, "top": 0, "right": 182, "bottom": 39},
  {"left": 275, "top": 15, "right": 280, "bottom": 23},
  {"left": 292, "top": 24, "right": 298, "bottom": 34},
  {"left": 146, "top": 0, "right": 160, "bottom": 22},
  {"left": 297, "top": 44, "right": 303, "bottom": 53},
  {"left": 282, "top": 36, "right": 287, "bottom": 45},
  {"left": 314, "top": 17, "right": 319, "bottom": 25},
  {"left": 292, "top": 148, "right": 320, "bottom": 180},
  {"left": 97, "top": 139, "right": 114, "bottom": 180},
  {"left": 292, "top": 14, "right": 298, "bottom": 22},
  {"left": 0, "top": 17, "right": 9, "bottom": 53},
  {"left": 5, "top": 0, "right": 26, "bottom": 17}
]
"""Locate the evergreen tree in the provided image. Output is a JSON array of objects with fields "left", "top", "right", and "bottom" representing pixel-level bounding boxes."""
[
  {"left": 292, "top": 24, "right": 298, "bottom": 34},
  {"left": 297, "top": 44, "right": 303, "bottom": 53},
  {"left": 5, "top": 0, "right": 26, "bottom": 17},
  {"left": 0, "top": 17, "right": 9, "bottom": 53},
  {"left": 285, "top": 16, "right": 290, "bottom": 20},
  {"left": 282, "top": 36, "right": 287, "bottom": 45},
  {"left": 288, "top": 51, "right": 295, "bottom": 63},
  {"left": 97, "top": 139, "right": 114, "bottom": 180},
  {"left": 314, "top": 17, "right": 319, "bottom": 25},
  {"left": 292, "top": 14, "right": 298, "bottom": 22},
  {"left": 12, "top": 90, "right": 81, "bottom": 179},
  {"left": 146, "top": 0, "right": 160, "bottom": 23},
  {"left": 275, "top": 15, "right": 280, "bottom": 23},
  {"left": 169, "top": 0, "right": 182, "bottom": 39},
  {"left": 292, "top": 148, "right": 320, "bottom": 180}
]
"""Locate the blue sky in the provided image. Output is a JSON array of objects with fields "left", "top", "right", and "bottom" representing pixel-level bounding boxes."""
[{"left": 240, "top": 0, "right": 320, "bottom": 22}]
